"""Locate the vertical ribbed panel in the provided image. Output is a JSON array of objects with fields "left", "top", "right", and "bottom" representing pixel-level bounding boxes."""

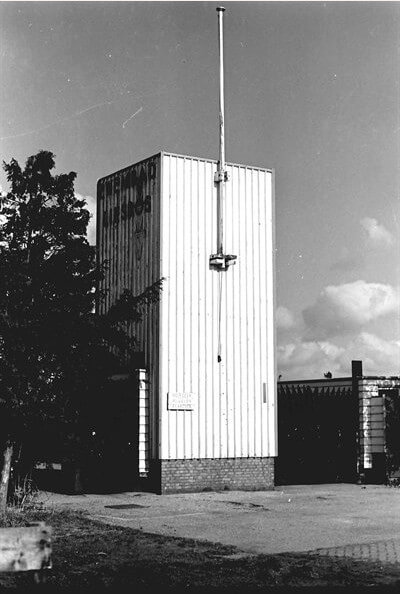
[
  {"left": 97, "top": 154, "right": 161, "bottom": 461},
  {"left": 159, "top": 153, "right": 276, "bottom": 460}
]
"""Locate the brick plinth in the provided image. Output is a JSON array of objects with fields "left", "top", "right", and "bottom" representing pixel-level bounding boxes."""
[{"left": 150, "top": 457, "right": 275, "bottom": 494}]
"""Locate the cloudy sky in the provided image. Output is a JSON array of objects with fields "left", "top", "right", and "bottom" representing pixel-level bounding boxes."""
[{"left": 1, "top": 1, "right": 399, "bottom": 379}]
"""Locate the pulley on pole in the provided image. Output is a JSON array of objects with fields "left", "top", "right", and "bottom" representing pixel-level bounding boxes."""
[{"left": 209, "top": 6, "right": 237, "bottom": 271}]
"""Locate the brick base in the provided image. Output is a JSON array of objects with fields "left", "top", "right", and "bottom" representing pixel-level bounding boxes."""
[{"left": 150, "top": 457, "right": 275, "bottom": 494}]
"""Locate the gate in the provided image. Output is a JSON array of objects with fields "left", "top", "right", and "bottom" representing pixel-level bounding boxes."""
[{"left": 276, "top": 383, "right": 358, "bottom": 485}]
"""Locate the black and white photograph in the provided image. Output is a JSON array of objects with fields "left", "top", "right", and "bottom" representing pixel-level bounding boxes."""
[{"left": 0, "top": 0, "right": 399, "bottom": 589}]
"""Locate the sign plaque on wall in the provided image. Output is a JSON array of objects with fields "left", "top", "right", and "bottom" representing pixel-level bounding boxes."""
[{"left": 168, "top": 392, "right": 194, "bottom": 411}]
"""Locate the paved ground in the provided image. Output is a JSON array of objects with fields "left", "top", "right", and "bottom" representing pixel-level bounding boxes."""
[{"left": 39, "top": 483, "right": 400, "bottom": 566}]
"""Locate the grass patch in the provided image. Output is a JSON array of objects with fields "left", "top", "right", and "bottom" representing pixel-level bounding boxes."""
[{"left": 0, "top": 508, "right": 399, "bottom": 590}]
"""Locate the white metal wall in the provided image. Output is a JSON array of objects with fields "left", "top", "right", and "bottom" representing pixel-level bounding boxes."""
[{"left": 159, "top": 153, "right": 276, "bottom": 460}]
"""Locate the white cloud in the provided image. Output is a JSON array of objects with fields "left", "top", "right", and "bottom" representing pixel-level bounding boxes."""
[
  {"left": 342, "top": 332, "right": 400, "bottom": 375},
  {"left": 278, "top": 333, "right": 400, "bottom": 380},
  {"left": 360, "top": 217, "right": 394, "bottom": 247},
  {"left": 303, "top": 280, "right": 399, "bottom": 339},
  {"left": 280, "top": 280, "right": 400, "bottom": 379},
  {"left": 278, "top": 340, "right": 345, "bottom": 380},
  {"left": 276, "top": 306, "right": 295, "bottom": 330},
  {"left": 77, "top": 193, "right": 96, "bottom": 245}
]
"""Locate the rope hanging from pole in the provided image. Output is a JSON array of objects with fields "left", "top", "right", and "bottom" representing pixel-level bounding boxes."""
[{"left": 217, "top": 271, "right": 223, "bottom": 363}]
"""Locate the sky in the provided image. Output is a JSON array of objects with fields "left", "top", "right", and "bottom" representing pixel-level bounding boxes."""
[{"left": 1, "top": 0, "right": 399, "bottom": 379}]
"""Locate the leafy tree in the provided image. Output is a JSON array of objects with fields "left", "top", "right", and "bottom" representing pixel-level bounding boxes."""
[{"left": 0, "top": 151, "right": 161, "bottom": 507}]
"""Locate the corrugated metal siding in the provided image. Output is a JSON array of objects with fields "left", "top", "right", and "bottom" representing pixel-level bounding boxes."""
[
  {"left": 159, "top": 153, "right": 276, "bottom": 460},
  {"left": 96, "top": 154, "right": 161, "bottom": 460}
]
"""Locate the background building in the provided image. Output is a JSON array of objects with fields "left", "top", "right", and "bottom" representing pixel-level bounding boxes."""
[{"left": 277, "top": 361, "right": 400, "bottom": 486}]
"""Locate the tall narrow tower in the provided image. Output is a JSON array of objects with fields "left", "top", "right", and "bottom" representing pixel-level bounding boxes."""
[{"left": 96, "top": 7, "right": 277, "bottom": 494}]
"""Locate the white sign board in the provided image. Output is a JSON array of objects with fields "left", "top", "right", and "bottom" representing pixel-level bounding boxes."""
[{"left": 168, "top": 392, "right": 194, "bottom": 411}]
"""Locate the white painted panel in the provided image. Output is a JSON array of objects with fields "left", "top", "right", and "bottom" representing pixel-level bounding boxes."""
[
  {"left": 260, "top": 171, "right": 269, "bottom": 456},
  {"left": 225, "top": 168, "right": 236, "bottom": 458},
  {"left": 266, "top": 170, "right": 277, "bottom": 457},
  {"left": 159, "top": 153, "right": 276, "bottom": 460},
  {"left": 237, "top": 167, "right": 249, "bottom": 457},
  {"left": 230, "top": 166, "right": 242, "bottom": 458},
  {"left": 165, "top": 155, "right": 177, "bottom": 459},
  {"left": 190, "top": 159, "right": 200, "bottom": 460}
]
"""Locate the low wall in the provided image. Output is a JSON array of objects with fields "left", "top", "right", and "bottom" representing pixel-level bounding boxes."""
[{"left": 151, "top": 457, "right": 275, "bottom": 494}]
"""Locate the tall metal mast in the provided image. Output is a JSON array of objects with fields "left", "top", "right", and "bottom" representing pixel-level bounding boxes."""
[
  {"left": 210, "top": 6, "right": 237, "bottom": 271},
  {"left": 217, "top": 5, "right": 226, "bottom": 256}
]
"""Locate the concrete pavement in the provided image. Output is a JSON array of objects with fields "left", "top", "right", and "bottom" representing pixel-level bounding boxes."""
[{"left": 38, "top": 483, "right": 400, "bottom": 565}]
